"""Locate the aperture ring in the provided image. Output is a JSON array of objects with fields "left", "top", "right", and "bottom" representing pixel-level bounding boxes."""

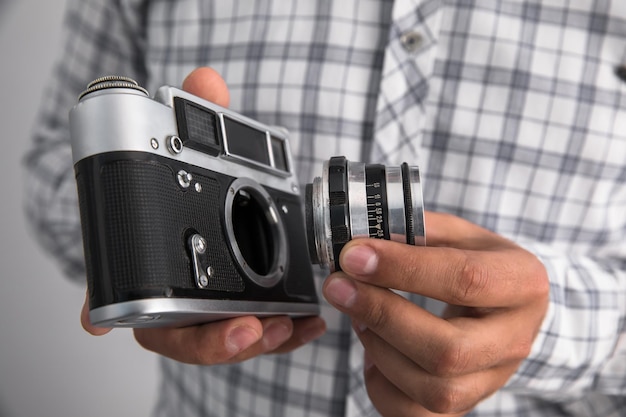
[{"left": 327, "top": 156, "right": 351, "bottom": 271}]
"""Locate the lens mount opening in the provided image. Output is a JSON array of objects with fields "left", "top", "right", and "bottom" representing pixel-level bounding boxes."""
[{"left": 224, "top": 178, "right": 287, "bottom": 288}]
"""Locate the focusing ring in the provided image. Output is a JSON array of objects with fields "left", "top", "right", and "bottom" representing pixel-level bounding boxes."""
[
  {"left": 327, "top": 156, "right": 351, "bottom": 271},
  {"left": 401, "top": 163, "right": 415, "bottom": 245}
]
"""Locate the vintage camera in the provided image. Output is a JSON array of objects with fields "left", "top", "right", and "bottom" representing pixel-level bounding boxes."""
[
  {"left": 70, "top": 76, "right": 319, "bottom": 328},
  {"left": 305, "top": 157, "right": 426, "bottom": 272}
]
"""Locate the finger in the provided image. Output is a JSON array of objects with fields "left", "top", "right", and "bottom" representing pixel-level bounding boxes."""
[
  {"left": 364, "top": 361, "right": 438, "bottom": 417},
  {"left": 134, "top": 315, "right": 305, "bottom": 365},
  {"left": 182, "top": 67, "right": 230, "bottom": 107},
  {"left": 134, "top": 315, "right": 264, "bottom": 364},
  {"left": 269, "top": 316, "right": 327, "bottom": 354},
  {"left": 363, "top": 353, "right": 476, "bottom": 417},
  {"left": 338, "top": 238, "right": 547, "bottom": 308},
  {"left": 324, "top": 276, "right": 538, "bottom": 377},
  {"left": 80, "top": 291, "right": 112, "bottom": 336},
  {"left": 423, "top": 211, "right": 514, "bottom": 250}
]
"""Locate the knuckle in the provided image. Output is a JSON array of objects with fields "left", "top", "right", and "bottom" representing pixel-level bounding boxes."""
[
  {"left": 194, "top": 343, "right": 227, "bottom": 365},
  {"left": 193, "top": 349, "right": 220, "bottom": 365},
  {"left": 512, "top": 340, "right": 533, "bottom": 361},
  {"left": 529, "top": 259, "right": 550, "bottom": 299},
  {"left": 508, "top": 333, "right": 534, "bottom": 361},
  {"left": 397, "top": 256, "right": 421, "bottom": 287},
  {"left": 421, "top": 379, "right": 467, "bottom": 414},
  {"left": 452, "top": 254, "right": 490, "bottom": 304},
  {"left": 362, "top": 296, "right": 390, "bottom": 331},
  {"left": 184, "top": 329, "right": 220, "bottom": 364},
  {"left": 511, "top": 250, "right": 550, "bottom": 302},
  {"left": 432, "top": 338, "right": 472, "bottom": 377},
  {"left": 182, "top": 336, "right": 222, "bottom": 365}
]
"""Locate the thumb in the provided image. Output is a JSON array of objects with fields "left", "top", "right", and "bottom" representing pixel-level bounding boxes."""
[{"left": 182, "top": 67, "right": 230, "bottom": 108}]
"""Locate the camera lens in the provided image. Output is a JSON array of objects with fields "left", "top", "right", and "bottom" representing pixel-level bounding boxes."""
[
  {"left": 224, "top": 178, "right": 287, "bottom": 288},
  {"left": 305, "top": 156, "right": 425, "bottom": 271}
]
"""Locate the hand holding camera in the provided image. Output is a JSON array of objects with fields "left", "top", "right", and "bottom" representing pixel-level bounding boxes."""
[
  {"left": 77, "top": 68, "right": 326, "bottom": 363},
  {"left": 322, "top": 214, "right": 549, "bottom": 415},
  {"left": 72, "top": 65, "right": 427, "bottom": 364}
]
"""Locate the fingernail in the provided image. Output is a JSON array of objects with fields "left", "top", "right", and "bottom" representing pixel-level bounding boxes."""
[
  {"left": 341, "top": 245, "right": 378, "bottom": 275},
  {"left": 226, "top": 326, "right": 260, "bottom": 354},
  {"left": 324, "top": 276, "right": 357, "bottom": 308},
  {"left": 262, "top": 322, "right": 291, "bottom": 350}
]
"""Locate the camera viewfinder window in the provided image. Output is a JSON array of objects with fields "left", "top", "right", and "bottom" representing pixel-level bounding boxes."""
[
  {"left": 271, "top": 136, "right": 288, "bottom": 172},
  {"left": 174, "top": 97, "right": 220, "bottom": 155},
  {"left": 223, "top": 116, "right": 270, "bottom": 166}
]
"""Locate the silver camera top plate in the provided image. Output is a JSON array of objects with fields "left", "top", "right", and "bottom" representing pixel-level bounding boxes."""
[{"left": 70, "top": 84, "right": 300, "bottom": 196}]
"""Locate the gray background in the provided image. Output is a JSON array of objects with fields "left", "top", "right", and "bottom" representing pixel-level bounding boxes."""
[{"left": 0, "top": 1, "right": 159, "bottom": 416}]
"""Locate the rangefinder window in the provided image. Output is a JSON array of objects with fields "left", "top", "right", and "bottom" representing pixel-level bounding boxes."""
[
  {"left": 174, "top": 97, "right": 221, "bottom": 156},
  {"left": 271, "top": 136, "right": 288, "bottom": 172},
  {"left": 223, "top": 116, "right": 270, "bottom": 166}
]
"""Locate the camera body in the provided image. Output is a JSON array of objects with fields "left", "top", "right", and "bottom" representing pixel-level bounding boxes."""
[{"left": 70, "top": 77, "right": 319, "bottom": 328}]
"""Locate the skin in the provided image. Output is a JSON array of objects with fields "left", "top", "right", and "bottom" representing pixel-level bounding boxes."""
[
  {"left": 323, "top": 212, "right": 549, "bottom": 416},
  {"left": 82, "top": 67, "right": 549, "bottom": 415},
  {"left": 81, "top": 67, "right": 327, "bottom": 364}
]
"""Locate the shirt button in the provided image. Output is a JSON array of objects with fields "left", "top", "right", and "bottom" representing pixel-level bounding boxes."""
[
  {"left": 615, "top": 65, "right": 626, "bottom": 83},
  {"left": 400, "top": 30, "right": 423, "bottom": 53}
]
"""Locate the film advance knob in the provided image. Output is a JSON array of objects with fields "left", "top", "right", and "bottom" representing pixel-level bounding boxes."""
[{"left": 78, "top": 75, "right": 149, "bottom": 100}]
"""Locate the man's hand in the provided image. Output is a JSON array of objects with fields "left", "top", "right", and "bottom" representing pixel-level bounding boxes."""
[
  {"left": 80, "top": 67, "right": 326, "bottom": 365},
  {"left": 322, "top": 211, "right": 549, "bottom": 416}
]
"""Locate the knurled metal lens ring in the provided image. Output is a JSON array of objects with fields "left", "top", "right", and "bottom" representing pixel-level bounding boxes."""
[
  {"left": 401, "top": 162, "right": 415, "bottom": 245},
  {"left": 78, "top": 76, "right": 149, "bottom": 100},
  {"left": 327, "top": 156, "right": 350, "bottom": 271}
]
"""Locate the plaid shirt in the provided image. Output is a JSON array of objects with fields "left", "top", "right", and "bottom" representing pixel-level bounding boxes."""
[{"left": 25, "top": 0, "right": 626, "bottom": 416}]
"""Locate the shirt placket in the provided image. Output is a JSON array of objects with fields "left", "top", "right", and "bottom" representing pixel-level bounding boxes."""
[
  {"left": 345, "top": 1, "right": 443, "bottom": 416},
  {"left": 368, "top": 0, "right": 443, "bottom": 169}
]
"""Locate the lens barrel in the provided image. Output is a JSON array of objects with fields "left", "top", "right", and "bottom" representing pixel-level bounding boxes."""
[{"left": 305, "top": 156, "right": 425, "bottom": 271}]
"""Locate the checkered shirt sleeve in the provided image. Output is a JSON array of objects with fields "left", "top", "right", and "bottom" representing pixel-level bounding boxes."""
[
  {"left": 23, "top": 0, "right": 626, "bottom": 416},
  {"left": 23, "top": 0, "right": 149, "bottom": 280}
]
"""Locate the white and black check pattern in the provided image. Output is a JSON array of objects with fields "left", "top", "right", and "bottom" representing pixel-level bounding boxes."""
[{"left": 24, "top": 0, "right": 626, "bottom": 416}]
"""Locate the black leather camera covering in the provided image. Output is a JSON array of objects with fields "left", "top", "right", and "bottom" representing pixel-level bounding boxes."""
[{"left": 75, "top": 151, "right": 317, "bottom": 310}]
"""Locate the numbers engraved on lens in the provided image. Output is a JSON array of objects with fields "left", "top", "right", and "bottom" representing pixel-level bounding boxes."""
[
  {"left": 366, "top": 182, "right": 386, "bottom": 239},
  {"left": 363, "top": 164, "right": 390, "bottom": 240}
]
